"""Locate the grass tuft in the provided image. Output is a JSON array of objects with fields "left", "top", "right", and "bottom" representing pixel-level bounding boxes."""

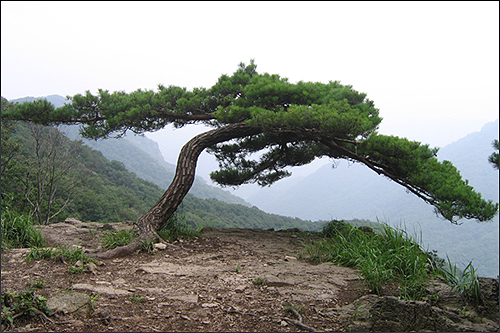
[
  {"left": 304, "top": 220, "right": 432, "bottom": 300},
  {"left": 157, "top": 207, "right": 200, "bottom": 242},
  {"left": 100, "top": 229, "right": 136, "bottom": 249},
  {"left": 1, "top": 207, "right": 45, "bottom": 249},
  {"left": 437, "top": 256, "right": 483, "bottom": 306}
]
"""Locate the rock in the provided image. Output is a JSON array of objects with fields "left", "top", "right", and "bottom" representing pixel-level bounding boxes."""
[
  {"left": 234, "top": 285, "right": 247, "bottom": 293},
  {"left": 154, "top": 243, "right": 167, "bottom": 250},
  {"left": 72, "top": 283, "right": 132, "bottom": 296},
  {"left": 101, "top": 223, "right": 116, "bottom": 231},
  {"left": 477, "top": 277, "right": 500, "bottom": 322},
  {"left": 46, "top": 292, "right": 92, "bottom": 317},
  {"left": 64, "top": 218, "right": 85, "bottom": 226},
  {"left": 337, "top": 293, "right": 499, "bottom": 332},
  {"left": 88, "top": 262, "right": 98, "bottom": 275},
  {"left": 201, "top": 302, "right": 219, "bottom": 308},
  {"left": 425, "top": 280, "right": 463, "bottom": 308},
  {"left": 112, "top": 277, "right": 126, "bottom": 286},
  {"left": 95, "top": 281, "right": 111, "bottom": 285}
]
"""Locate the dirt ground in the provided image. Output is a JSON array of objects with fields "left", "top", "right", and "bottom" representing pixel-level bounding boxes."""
[{"left": 1, "top": 220, "right": 374, "bottom": 332}]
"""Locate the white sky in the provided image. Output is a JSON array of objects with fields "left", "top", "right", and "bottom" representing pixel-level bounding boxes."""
[{"left": 2, "top": 1, "right": 499, "bottom": 153}]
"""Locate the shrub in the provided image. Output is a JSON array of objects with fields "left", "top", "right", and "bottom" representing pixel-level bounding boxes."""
[
  {"left": 1, "top": 288, "right": 51, "bottom": 329},
  {"left": 321, "top": 219, "right": 351, "bottom": 238}
]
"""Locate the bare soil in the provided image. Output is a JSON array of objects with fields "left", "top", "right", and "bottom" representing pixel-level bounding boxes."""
[{"left": 1, "top": 221, "right": 373, "bottom": 332}]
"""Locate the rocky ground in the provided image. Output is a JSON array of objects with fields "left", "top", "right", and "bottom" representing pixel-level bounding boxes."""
[{"left": 1, "top": 219, "right": 498, "bottom": 332}]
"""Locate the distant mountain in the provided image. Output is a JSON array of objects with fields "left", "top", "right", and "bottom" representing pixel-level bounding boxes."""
[
  {"left": 11, "top": 94, "right": 69, "bottom": 107},
  {"left": 246, "top": 119, "right": 499, "bottom": 278},
  {"left": 11, "top": 95, "right": 250, "bottom": 206}
]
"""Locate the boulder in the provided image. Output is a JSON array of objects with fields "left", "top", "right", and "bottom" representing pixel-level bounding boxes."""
[
  {"left": 336, "top": 285, "right": 499, "bottom": 332},
  {"left": 46, "top": 292, "right": 92, "bottom": 317}
]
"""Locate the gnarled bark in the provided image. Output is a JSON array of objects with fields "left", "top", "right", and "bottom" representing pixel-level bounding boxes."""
[{"left": 94, "top": 122, "right": 261, "bottom": 259}]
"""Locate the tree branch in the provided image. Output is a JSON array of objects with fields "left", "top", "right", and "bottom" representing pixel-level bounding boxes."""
[{"left": 320, "top": 138, "right": 440, "bottom": 207}]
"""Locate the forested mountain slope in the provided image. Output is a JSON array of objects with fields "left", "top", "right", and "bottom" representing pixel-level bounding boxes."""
[{"left": 12, "top": 95, "right": 249, "bottom": 206}]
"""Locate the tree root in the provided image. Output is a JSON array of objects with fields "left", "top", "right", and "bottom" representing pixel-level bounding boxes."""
[
  {"left": 92, "top": 241, "right": 142, "bottom": 260},
  {"left": 90, "top": 235, "right": 184, "bottom": 260}
]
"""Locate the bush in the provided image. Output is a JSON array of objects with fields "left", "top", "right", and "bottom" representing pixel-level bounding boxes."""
[
  {"left": 321, "top": 219, "right": 351, "bottom": 238},
  {"left": 1, "top": 206, "right": 45, "bottom": 249}
]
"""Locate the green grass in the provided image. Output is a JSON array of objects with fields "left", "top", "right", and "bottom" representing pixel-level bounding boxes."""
[
  {"left": 1, "top": 207, "right": 45, "bottom": 249},
  {"left": 157, "top": 207, "right": 200, "bottom": 242},
  {"left": 25, "top": 245, "right": 97, "bottom": 274},
  {"left": 26, "top": 245, "right": 95, "bottom": 265},
  {"left": 437, "top": 256, "right": 483, "bottom": 306},
  {"left": 304, "top": 220, "right": 434, "bottom": 300},
  {"left": 130, "top": 293, "right": 145, "bottom": 303},
  {"left": 100, "top": 229, "right": 136, "bottom": 249},
  {"left": 27, "top": 278, "right": 45, "bottom": 290}
]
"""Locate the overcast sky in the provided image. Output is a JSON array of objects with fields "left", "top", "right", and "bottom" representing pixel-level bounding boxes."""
[{"left": 2, "top": 1, "right": 499, "bottom": 153}]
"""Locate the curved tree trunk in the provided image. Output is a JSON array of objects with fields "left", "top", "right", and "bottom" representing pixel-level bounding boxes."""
[{"left": 94, "top": 123, "right": 261, "bottom": 259}]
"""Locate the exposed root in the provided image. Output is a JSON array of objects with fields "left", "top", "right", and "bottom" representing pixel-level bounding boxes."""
[
  {"left": 90, "top": 233, "right": 184, "bottom": 259},
  {"left": 92, "top": 241, "right": 142, "bottom": 260}
]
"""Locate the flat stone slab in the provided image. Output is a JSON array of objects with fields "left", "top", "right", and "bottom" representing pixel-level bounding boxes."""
[
  {"left": 72, "top": 283, "right": 132, "bottom": 296},
  {"left": 47, "top": 292, "right": 92, "bottom": 317}
]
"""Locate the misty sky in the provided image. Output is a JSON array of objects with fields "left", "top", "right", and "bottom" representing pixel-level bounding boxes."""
[{"left": 2, "top": 1, "right": 499, "bottom": 152}]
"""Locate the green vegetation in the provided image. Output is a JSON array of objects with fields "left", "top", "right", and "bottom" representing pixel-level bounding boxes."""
[
  {"left": 130, "top": 293, "right": 146, "bottom": 304},
  {"left": 283, "top": 302, "right": 302, "bottom": 314},
  {"left": 1, "top": 288, "right": 51, "bottom": 329},
  {"left": 181, "top": 195, "right": 321, "bottom": 231},
  {"left": 25, "top": 245, "right": 97, "bottom": 274},
  {"left": 251, "top": 277, "right": 267, "bottom": 285},
  {"left": 157, "top": 205, "right": 201, "bottom": 242},
  {"left": 2, "top": 96, "right": 322, "bottom": 234},
  {"left": 489, "top": 139, "right": 499, "bottom": 170},
  {"left": 24, "top": 247, "right": 55, "bottom": 262},
  {"left": 306, "top": 219, "right": 486, "bottom": 304},
  {"left": 1, "top": 205, "right": 45, "bottom": 249},
  {"left": 27, "top": 278, "right": 45, "bottom": 290},
  {"left": 100, "top": 229, "right": 136, "bottom": 249},
  {"left": 1, "top": 98, "right": 164, "bottom": 224},
  {"left": 305, "top": 220, "right": 439, "bottom": 300},
  {"left": 438, "top": 256, "right": 482, "bottom": 306}
]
